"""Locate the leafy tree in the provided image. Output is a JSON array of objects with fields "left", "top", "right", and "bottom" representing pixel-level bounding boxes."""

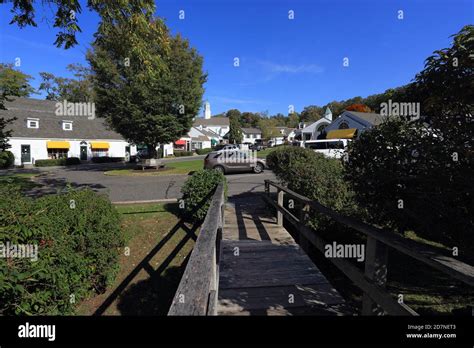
[
  {"left": 258, "top": 117, "right": 281, "bottom": 140},
  {"left": 228, "top": 112, "right": 243, "bottom": 144},
  {"left": 0, "top": 63, "right": 35, "bottom": 109},
  {"left": 39, "top": 64, "right": 94, "bottom": 102},
  {"left": 225, "top": 109, "right": 241, "bottom": 121},
  {"left": 0, "top": 64, "right": 35, "bottom": 149},
  {"left": 345, "top": 26, "right": 474, "bottom": 259},
  {"left": 240, "top": 111, "right": 260, "bottom": 128},
  {"left": 300, "top": 105, "right": 323, "bottom": 123},
  {"left": 286, "top": 112, "right": 300, "bottom": 128},
  {"left": 0, "top": 117, "right": 16, "bottom": 151},
  {"left": 2, "top": 0, "right": 162, "bottom": 49},
  {"left": 88, "top": 3, "right": 206, "bottom": 158},
  {"left": 345, "top": 103, "right": 372, "bottom": 113},
  {"left": 413, "top": 24, "right": 473, "bottom": 132}
]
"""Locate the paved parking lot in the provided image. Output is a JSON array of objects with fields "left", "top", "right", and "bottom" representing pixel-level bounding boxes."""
[{"left": 24, "top": 163, "right": 276, "bottom": 202}]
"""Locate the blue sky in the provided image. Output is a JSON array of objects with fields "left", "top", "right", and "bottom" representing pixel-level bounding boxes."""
[{"left": 0, "top": 0, "right": 472, "bottom": 115}]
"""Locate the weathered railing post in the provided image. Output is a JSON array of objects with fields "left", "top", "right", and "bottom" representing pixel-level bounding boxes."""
[
  {"left": 298, "top": 203, "right": 311, "bottom": 253},
  {"left": 264, "top": 180, "right": 270, "bottom": 196},
  {"left": 362, "top": 235, "right": 388, "bottom": 315},
  {"left": 277, "top": 189, "right": 284, "bottom": 226}
]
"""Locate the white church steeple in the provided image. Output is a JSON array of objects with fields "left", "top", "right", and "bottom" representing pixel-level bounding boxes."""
[
  {"left": 323, "top": 107, "right": 332, "bottom": 121},
  {"left": 204, "top": 101, "right": 211, "bottom": 119}
]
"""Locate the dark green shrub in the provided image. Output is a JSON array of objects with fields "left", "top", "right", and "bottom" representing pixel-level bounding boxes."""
[
  {"left": 35, "top": 157, "right": 81, "bottom": 167},
  {"left": 0, "top": 186, "right": 122, "bottom": 315},
  {"left": 35, "top": 158, "right": 65, "bottom": 167},
  {"left": 196, "top": 148, "right": 213, "bottom": 155},
  {"left": 345, "top": 119, "right": 474, "bottom": 258},
  {"left": 91, "top": 157, "right": 124, "bottom": 163},
  {"left": 64, "top": 157, "right": 81, "bottom": 165},
  {"left": 267, "top": 146, "right": 357, "bottom": 230},
  {"left": 180, "top": 169, "right": 227, "bottom": 221},
  {"left": 0, "top": 151, "right": 15, "bottom": 168},
  {"left": 174, "top": 151, "right": 193, "bottom": 157}
]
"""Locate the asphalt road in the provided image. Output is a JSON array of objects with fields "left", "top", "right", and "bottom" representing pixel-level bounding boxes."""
[{"left": 28, "top": 162, "right": 276, "bottom": 202}]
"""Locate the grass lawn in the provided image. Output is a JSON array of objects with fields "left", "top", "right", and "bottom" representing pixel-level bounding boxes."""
[
  {"left": 77, "top": 202, "right": 196, "bottom": 315},
  {"left": 104, "top": 159, "right": 203, "bottom": 176},
  {"left": 0, "top": 172, "right": 40, "bottom": 191}
]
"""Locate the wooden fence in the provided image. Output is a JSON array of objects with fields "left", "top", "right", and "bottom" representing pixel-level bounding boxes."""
[
  {"left": 168, "top": 182, "right": 225, "bottom": 316},
  {"left": 263, "top": 179, "right": 474, "bottom": 316}
]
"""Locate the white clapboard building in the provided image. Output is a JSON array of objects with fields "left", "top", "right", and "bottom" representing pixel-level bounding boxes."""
[{"left": 3, "top": 98, "right": 138, "bottom": 166}]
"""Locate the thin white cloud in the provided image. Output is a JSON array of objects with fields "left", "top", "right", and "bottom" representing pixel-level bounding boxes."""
[{"left": 258, "top": 60, "right": 324, "bottom": 74}]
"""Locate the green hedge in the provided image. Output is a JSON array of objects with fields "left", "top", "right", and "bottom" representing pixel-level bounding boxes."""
[
  {"left": 91, "top": 157, "right": 124, "bottom": 163},
  {"left": 173, "top": 150, "right": 193, "bottom": 157},
  {"left": 196, "top": 148, "right": 213, "bottom": 155},
  {"left": 344, "top": 119, "right": 474, "bottom": 257},
  {"left": 180, "top": 169, "right": 227, "bottom": 221},
  {"left": 0, "top": 186, "right": 123, "bottom": 315},
  {"left": 0, "top": 151, "right": 15, "bottom": 168},
  {"left": 35, "top": 157, "right": 81, "bottom": 167},
  {"left": 267, "top": 146, "right": 358, "bottom": 230}
]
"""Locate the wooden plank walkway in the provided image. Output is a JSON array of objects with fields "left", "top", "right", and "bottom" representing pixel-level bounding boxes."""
[{"left": 217, "top": 194, "right": 347, "bottom": 315}]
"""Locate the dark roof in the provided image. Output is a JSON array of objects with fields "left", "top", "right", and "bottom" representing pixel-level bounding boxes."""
[
  {"left": 193, "top": 116, "right": 229, "bottom": 126},
  {"left": 344, "top": 111, "right": 386, "bottom": 126},
  {"left": 241, "top": 127, "right": 262, "bottom": 134},
  {"left": 2, "top": 97, "right": 126, "bottom": 140}
]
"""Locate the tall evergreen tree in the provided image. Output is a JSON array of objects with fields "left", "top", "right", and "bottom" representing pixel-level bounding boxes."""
[{"left": 228, "top": 113, "right": 243, "bottom": 144}]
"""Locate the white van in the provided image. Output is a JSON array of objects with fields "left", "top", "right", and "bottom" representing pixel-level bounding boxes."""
[{"left": 304, "top": 139, "right": 350, "bottom": 159}]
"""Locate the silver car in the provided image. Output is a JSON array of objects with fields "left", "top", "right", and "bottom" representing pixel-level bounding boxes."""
[{"left": 204, "top": 150, "right": 266, "bottom": 174}]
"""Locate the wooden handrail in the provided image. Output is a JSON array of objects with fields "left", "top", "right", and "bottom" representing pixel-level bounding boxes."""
[
  {"left": 168, "top": 182, "right": 225, "bottom": 316},
  {"left": 264, "top": 179, "right": 474, "bottom": 315}
]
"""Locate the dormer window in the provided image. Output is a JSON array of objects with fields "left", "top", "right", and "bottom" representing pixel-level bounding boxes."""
[
  {"left": 27, "top": 118, "right": 39, "bottom": 129},
  {"left": 62, "top": 121, "right": 73, "bottom": 131}
]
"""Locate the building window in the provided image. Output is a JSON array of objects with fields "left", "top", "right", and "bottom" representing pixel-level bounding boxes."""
[
  {"left": 48, "top": 149, "right": 68, "bottom": 159},
  {"left": 317, "top": 124, "right": 327, "bottom": 133},
  {"left": 92, "top": 149, "right": 109, "bottom": 157},
  {"left": 62, "top": 121, "right": 73, "bottom": 131},
  {"left": 192, "top": 142, "right": 202, "bottom": 150},
  {"left": 339, "top": 122, "right": 349, "bottom": 129},
  {"left": 27, "top": 119, "right": 39, "bottom": 129}
]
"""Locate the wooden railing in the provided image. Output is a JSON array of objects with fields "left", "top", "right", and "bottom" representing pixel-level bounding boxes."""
[
  {"left": 168, "top": 182, "right": 225, "bottom": 316},
  {"left": 263, "top": 180, "right": 474, "bottom": 316}
]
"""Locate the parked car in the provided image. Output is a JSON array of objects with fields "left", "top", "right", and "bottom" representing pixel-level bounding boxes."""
[
  {"left": 204, "top": 150, "right": 266, "bottom": 174},
  {"left": 304, "top": 139, "right": 351, "bottom": 159},
  {"left": 213, "top": 144, "right": 240, "bottom": 152},
  {"left": 249, "top": 143, "right": 264, "bottom": 151}
]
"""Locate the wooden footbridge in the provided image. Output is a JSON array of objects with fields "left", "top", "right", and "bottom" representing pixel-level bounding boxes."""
[{"left": 168, "top": 181, "right": 474, "bottom": 316}]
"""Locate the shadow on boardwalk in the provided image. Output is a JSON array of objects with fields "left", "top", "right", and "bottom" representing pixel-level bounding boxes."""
[{"left": 218, "top": 192, "right": 351, "bottom": 315}]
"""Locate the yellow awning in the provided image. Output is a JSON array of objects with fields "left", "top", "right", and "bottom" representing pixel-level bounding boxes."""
[
  {"left": 90, "top": 142, "right": 110, "bottom": 150},
  {"left": 47, "top": 141, "right": 70, "bottom": 149},
  {"left": 326, "top": 128, "right": 357, "bottom": 139}
]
